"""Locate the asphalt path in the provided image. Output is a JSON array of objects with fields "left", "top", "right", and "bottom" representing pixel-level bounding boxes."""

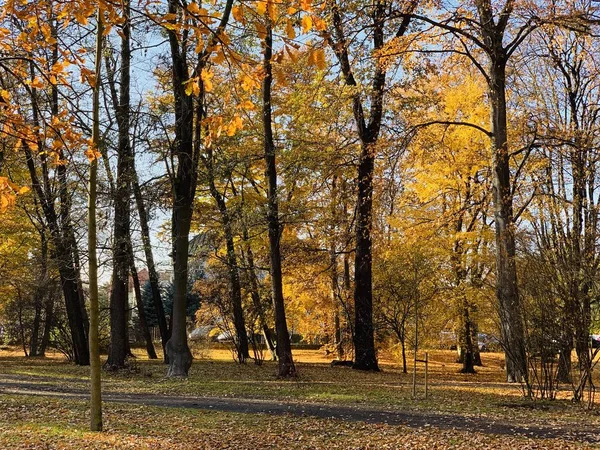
[{"left": 0, "top": 377, "right": 598, "bottom": 444}]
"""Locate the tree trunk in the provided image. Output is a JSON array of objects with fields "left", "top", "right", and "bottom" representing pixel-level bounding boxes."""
[
  {"left": 353, "top": 141, "right": 379, "bottom": 371},
  {"left": 131, "top": 162, "right": 170, "bottom": 362},
  {"left": 29, "top": 230, "right": 46, "bottom": 357},
  {"left": 205, "top": 153, "right": 249, "bottom": 362},
  {"left": 88, "top": 7, "right": 104, "bottom": 431},
  {"left": 241, "top": 225, "right": 277, "bottom": 361},
  {"left": 39, "top": 287, "right": 54, "bottom": 357},
  {"left": 164, "top": 0, "right": 195, "bottom": 375},
  {"left": 106, "top": 0, "right": 133, "bottom": 370},
  {"left": 459, "top": 297, "right": 476, "bottom": 374},
  {"left": 263, "top": 20, "right": 295, "bottom": 377},
  {"left": 22, "top": 33, "right": 89, "bottom": 366},
  {"left": 473, "top": 0, "right": 527, "bottom": 384},
  {"left": 488, "top": 63, "right": 527, "bottom": 383},
  {"left": 129, "top": 255, "right": 157, "bottom": 359}
]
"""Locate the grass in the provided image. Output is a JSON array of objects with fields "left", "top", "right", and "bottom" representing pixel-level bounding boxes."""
[{"left": 0, "top": 346, "right": 598, "bottom": 448}]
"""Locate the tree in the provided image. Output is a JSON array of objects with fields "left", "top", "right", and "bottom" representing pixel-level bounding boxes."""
[
  {"left": 325, "top": 0, "right": 418, "bottom": 371},
  {"left": 261, "top": 8, "right": 296, "bottom": 377},
  {"left": 88, "top": 5, "right": 104, "bottom": 432},
  {"left": 105, "top": 0, "right": 133, "bottom": 370}
]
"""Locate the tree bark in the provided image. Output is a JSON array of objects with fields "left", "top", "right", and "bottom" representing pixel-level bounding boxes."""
[
  {"left": 488, "top": 63, "right": 527, "bottom": 382},
  {"left": 241, "top": 224, "right": 277, "bottom": 361},
  {"left": 164, "top": 0, "right": 195, "bottom": 376},
  {"left": 263, "top": 19, "right": 296, "bottom": 377},
  {"left": 205, "top": 151, "right": 249, "bottom": 362},
  {"left": 327, "top": 1, "right": 414, "bottom": 371},
  {"left": 474, "top": 1, "right": 527, "bottom": 382},
  {"left": 106, "top": 0, "right": 133, "bottom": 370},
  {"left": 131, "top": 163, "right": 170, "bottom": 362},
  {"left": 88, "top": 7, "right": 104, "bottom": 431},
  {"left": 129, "top": 255, "right": 157, "bottom": 359},
  {"left": 30, "top": 228, "right": 47, "bottom": 357}
]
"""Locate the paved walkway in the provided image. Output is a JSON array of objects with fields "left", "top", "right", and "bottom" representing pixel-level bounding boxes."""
[{"left": 0, "top": 377, "right": 597, "bottom": 443}]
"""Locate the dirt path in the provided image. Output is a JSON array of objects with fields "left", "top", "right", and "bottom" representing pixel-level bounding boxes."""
[{"left": 0, "top": 378, "right": 598, "bottom": 444}]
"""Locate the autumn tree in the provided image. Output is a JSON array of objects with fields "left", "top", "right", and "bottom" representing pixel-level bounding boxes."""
[{"left": 324, "top": 0, "right": 419, "bottom": 371}]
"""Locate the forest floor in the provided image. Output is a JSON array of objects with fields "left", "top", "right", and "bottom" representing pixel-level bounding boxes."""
[{"left": 0, "top": 346, "right": 599, "bottom": 449}]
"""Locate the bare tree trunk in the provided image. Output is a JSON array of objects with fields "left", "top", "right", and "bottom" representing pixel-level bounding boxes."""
[
  {"left": 129, "top": 255, "right": 157, "bottom": 359},
  {"left": 106, "top": 0, "right": 133, "bottom": 370},
  {"left": 164, "top": 0, "right": 195, "bottom": 376},
  {"left": 131, "top": 163, "right": 170, "bottom": 362},
  {"left": 88, "top": 7, "right": 104, "bottom": 430},
  {"left": 30, "top": 229, "right": 47, "bottom": 357},
  {"left": 241, "top": 225, "right": 276, "bottom": 361},
  {"left": 205, "top": 151, "right": 249, "bottom": 362},
  {"left": 39, "top": 286, "right": 54, "bottom": 356}
]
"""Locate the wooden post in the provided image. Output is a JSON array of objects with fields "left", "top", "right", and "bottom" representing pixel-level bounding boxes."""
[{"left": 425, "top": 352, "right": 429, "bottom": 400}]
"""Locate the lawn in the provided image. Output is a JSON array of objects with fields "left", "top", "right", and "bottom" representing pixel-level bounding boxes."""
[{"left": 0, "top": 346, "right": 598, "bottom": 449}]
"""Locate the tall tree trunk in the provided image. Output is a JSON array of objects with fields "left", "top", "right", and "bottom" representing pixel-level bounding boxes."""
[
  {"left": 88, "top": 7, "right": 104, "bottom": 431},
  {"left": 39, "top": 286, "right": 54, "bottom": 357},
  {"left": 131, "top": 162, "right": 170, "bottom": 362},
  {"left": 262, "top": 19, "right": 295, "bottom": 377},
  {"left": 327, "top": 1, "right": 412, "bottom": 371},
  {"left": 106, "top": 0, "right": 133, "bottom": 370},
  {"left": 22, "top": 26, "right": 89, "bottom": 365},
  {"left": 205, "top": 152, "right": 249, "bottom": 362},
  {"left": 330, "top": 176, "right": 344, "bottom": 361},
  {"left": 353, "top": 141, "right": 378, "bottom": 371},
  {"left": 30, "top": 228, "right": 48, "bottom": 357},
  {"left": 241, "top": 224, "right": 277, "bottom": 361},
  {"left": 164, "top": 0, "right": 195, "bottom": 376},
  {"left": 489, "top": 64, "right": 527, "bottom": 382},
  {"left": 23, "top": 144, "right": 89, "bottom": 365},
  {"left": 129, "top": 255, "right": 157, "bottom": 359}
]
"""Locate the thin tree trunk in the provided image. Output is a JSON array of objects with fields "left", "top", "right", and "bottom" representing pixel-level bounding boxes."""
[
  {"left": 131, "top": 162, "right": 170, "bottom": 362},
  {"left": 205, "top": 151, "right": 249, "bottom": 362},
  {"left": 39, "top": 287, "right": 54, "bottom": 356},
  {"left": 263, "top": 19, "right": 295, "bottom": 377},
  {"left": 88, "top": 7, "right": 104, "bottom": 431},
  {"left": 129, "top": 255, "right": 157, "bottom": 359},
  {"left": 241, "top": 225, "right": 277, "bottom": 361},
  {"left": 29, "top": 230, "right": 46, "bottom": 357}
]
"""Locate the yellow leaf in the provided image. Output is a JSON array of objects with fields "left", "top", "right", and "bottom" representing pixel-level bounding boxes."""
[
  {"left": 201, "top": 69, "right": 213, "bottom": 93},
  {"left": 239, "top": 100, "right": 255, "bottom": 110},
  {"left": 18, "top": 186, "right": 30, "bottom": 195},
  {"left": 30, "top": 77, "right": 44, "bottom": 89},
  {"left": 256, "top": 0, "right": 267, "bottom": 15},
  {"left": 255, "top": 22, "right": 267, "bottom": 39},
  {"left": 286, "top": 19, "right": 296, "bottom": 39},
  {"left": 232, "top": 5, "right": 244, "bottom": 22},
  {"left": 85, "top": 149, "right": 101, "bottom": 162},
  {"left": 300, "top": 0, "right": 312, "bottom": 12},
  {"left": 314, "top": 48, "right": 326, "bottom": 69},
  {"left": 184, "top": 78, "right": 195, "bottom": 96},
  {"left": 285, "top": 45, "right": 298, "bottom": 63},
  {"left": 313, "top": 16, "right": 327, "bottom": 31},
  {"left": 212, "top": 49, "right": 225, "bottom": 64},
  {"left": 187, "top": 2, "right": 200, "bottom": 14},
  {"left": 301, "top": 15, "right": 312, "bottom": 33}
]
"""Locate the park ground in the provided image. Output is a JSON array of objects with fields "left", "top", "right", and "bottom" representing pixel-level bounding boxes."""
[{"left": 0, "top": 346, "right": 599, "bottom": 449}]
